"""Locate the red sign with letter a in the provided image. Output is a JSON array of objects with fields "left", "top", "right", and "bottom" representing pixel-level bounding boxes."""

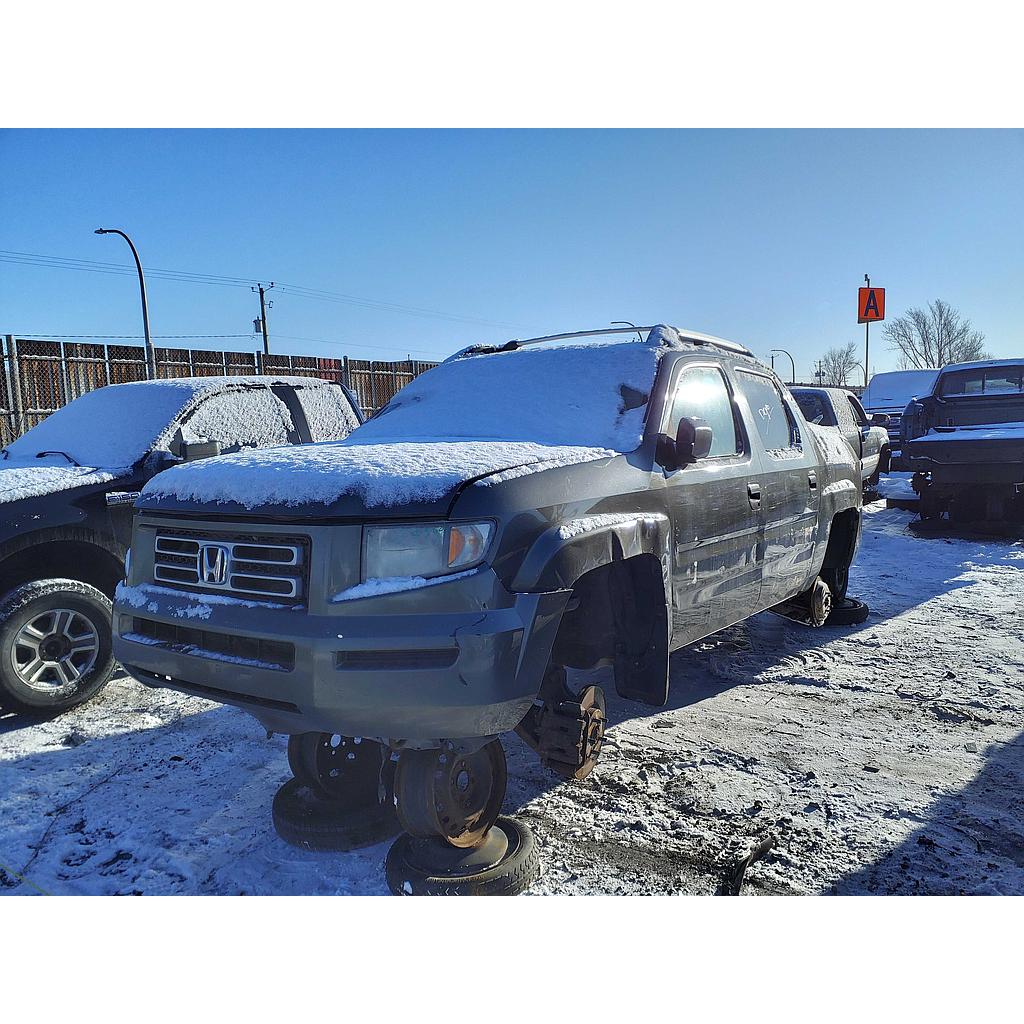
[{"left": 858, "top": 287, "right": 885, "bottom": 323}]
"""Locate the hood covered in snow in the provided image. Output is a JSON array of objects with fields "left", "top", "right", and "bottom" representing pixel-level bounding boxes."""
[
  {"left": 139, "top": 438, "right": 617, "bottom": 517},
  {"left": 0, "top": 460, "right": 117, "bottom": 504}
]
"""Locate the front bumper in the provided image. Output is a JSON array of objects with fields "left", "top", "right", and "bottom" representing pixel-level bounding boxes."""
[{"left": 113, "top": 569, "right": 569, "bottom": 742}]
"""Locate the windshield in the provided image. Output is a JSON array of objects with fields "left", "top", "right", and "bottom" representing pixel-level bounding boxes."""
[
  {"left": 351, "top": 340, "right": 662, "bottom": 452},
  {"left": 4, "top": 380, "right": 201, "bottom": 469}
]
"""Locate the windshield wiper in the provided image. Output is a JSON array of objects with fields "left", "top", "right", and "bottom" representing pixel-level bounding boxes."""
[{"left": 35, "top": 450, "right": 81, "bottom": 467}]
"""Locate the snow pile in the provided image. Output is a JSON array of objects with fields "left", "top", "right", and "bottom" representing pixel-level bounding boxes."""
[
  {"left": 332, "top": 568, "right": 480, "bottom": 602},
  {"left": 0, "top": 463, "right": 116, "bottom": 504},
  {"left": 355, "top": 340, "right": 661, "bottom": 451},
  {"left": 143, "top": 440, "right": 617, "bottom": 509}
]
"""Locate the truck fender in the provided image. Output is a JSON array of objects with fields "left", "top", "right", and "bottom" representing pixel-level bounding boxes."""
[{"left": 510, "top": 512, "right": 671, "bottom": 596}]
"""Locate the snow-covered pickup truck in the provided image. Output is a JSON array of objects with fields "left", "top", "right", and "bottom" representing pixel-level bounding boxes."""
[
  {"left": 0, "top": 375, "right": 361, "bottom": 715},
  {"left": 113, "top": 325, "right": 863, "bottom": 868},
  {"left": 791, "top": 386, "right": 889, "bottom": 492},
  {"left": 860, "top": 369, "right": 939, "bottom": 469},
  {"left": 903, "top": 358, "right": 1024, "bottom": 524}
]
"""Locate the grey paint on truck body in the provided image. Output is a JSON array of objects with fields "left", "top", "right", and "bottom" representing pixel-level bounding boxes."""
[{"left": 114, "top": 327, "right": 861, "bottom": 744}]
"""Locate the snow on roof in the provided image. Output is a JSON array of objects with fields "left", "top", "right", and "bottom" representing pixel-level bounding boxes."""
[
  {"left": 357, "top": 338, "right": 662, "bottom": 451},
  {"left": 861, "top": 369, "right": 940, "bottom": 410},
  {"left": 3, "top": 375, "right": 338, "bottom": 472}
]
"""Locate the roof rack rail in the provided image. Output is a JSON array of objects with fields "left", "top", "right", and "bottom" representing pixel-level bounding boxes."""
[{"left": 454, "top": 324, "right": 753, "bottom": 360}]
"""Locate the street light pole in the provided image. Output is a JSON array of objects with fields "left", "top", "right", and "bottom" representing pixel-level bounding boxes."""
[
  {"left": 95, "top": 228, "right": 156, "bottom": 379},
  {"left": 771, "top": 348, "right": 796, "bottom": 384}
]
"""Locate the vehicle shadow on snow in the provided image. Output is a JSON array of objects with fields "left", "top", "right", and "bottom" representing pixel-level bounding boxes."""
[{"left": 832, "top": 729, "right": 1024, "bottom": 895}]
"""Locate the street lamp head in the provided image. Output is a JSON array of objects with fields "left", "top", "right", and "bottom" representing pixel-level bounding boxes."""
[{"left": 94, "top": 228, "right": 109, "bottom": 234}]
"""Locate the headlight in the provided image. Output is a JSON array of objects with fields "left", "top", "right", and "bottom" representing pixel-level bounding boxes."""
[{"left": 363, "top": 522, "right": 494, "bottom": 581}]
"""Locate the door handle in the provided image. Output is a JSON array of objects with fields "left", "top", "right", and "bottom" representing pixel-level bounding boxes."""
[
  {"left": 747, "top": 482, "right": 762, "bottom": 510},
  {"left": 808, "top": 471, "right": 817, "bottom": 490}
]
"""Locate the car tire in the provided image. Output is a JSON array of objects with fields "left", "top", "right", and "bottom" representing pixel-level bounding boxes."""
[
  {"left": 826, "top": 597, "right": 869, "bottom": 626},
  {"left": 0, "top": 579, "right": 115, "bottom": 714},
  {"left": 385, "top": 816, "right": 541, "bottom": 896},
  {"left": 271, "top": 777, "right": 401, "bottom": 852}
]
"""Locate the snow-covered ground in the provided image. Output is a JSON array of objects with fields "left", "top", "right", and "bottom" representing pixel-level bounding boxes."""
[{"left": 2, "top": 502, "right": 1021, "bottom": 895}]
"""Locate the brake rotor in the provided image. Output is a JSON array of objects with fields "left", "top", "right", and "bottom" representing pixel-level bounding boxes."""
[
  {"left": 394, "top": 739, "right": 508, "bottom": 849},
  {"left": 808, "top": 577, "right": 833, "bottom": 627}
]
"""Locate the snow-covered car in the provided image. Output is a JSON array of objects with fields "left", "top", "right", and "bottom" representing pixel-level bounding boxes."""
[
  {"left": 0, "top": 375, "right": 361, "bottom": 715},
  {"left": 860, "top": 369, "right": 939, "bottom": 469},
  {"left": 791, "top": 386, "right": 889, "bottom": 493},
  {"left": 903, "top": 358, "right": 1024, "bottom": 523},
  {"left": 113, "top": 325, "right": 864, "bottom": 886}
]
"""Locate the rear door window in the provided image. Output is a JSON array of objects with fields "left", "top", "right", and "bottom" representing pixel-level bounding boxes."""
[
  {"left": 667, "top": 365, "right": 741, "bottom": 458},
  {"left": 179, "top": 386, "right": 292, "bottom": 452},
  {"left": 295, "top": 384, "right": 361, "bottom": 442},
  {"left": 736, "top": 371, "right": 797, "bottom": 451}
]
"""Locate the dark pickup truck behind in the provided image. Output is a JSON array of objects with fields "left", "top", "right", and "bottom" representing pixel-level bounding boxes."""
[{"left": 903, "top": 358, "right": 1024, "bottom": 523}]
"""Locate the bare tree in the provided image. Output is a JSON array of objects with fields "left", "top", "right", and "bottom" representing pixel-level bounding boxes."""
[
  {"left": 820, "top": 341, "right": 859, "bottom": 386},
  {"left": 884, "top": 300, "right": 988, "bottom": 368}
]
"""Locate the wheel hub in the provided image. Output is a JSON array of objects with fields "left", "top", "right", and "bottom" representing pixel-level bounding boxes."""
[{"left": 12, "top": 608, "right": 99, "bottom": 692}]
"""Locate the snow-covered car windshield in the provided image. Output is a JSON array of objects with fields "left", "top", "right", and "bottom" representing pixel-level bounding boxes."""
[
  {"left": 353, "top": 340, "right": 663, "bottom": 452},
  {"left": 4, "top": 381, "right": 201, "bottom": 470}
]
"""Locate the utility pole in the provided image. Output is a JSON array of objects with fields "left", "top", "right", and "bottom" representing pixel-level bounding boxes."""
[
  {"left": 253, "top": 282, "right": 274, "bottom": 357},
  {"left": 863, "top": 274, "right": 870, "bottom": 388},
  {"left": 94, "top": 227, "right": 156, "bottom": 379}
]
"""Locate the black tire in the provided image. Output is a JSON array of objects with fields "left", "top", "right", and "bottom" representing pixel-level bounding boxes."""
[
  {"left": 826, "top": 597, "right": 869, "bottom": 626},
  {"left": 385, "top": 816, "right": 541, "bottom": 896},
  {"left": 0, "top": 579, "right": 114, "bottom": 714},
  {"left": 271, "top": 777, "right": 400, "bottom": 852}
]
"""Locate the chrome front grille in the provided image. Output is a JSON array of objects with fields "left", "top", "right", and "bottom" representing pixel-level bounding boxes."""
[{"left": 152, "top": 528, "right": 309, "bottom": 603}]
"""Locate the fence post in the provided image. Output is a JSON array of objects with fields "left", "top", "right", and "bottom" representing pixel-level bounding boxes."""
[
  {"left": 104, "top": 342, "right": 112, "bottom": 387},
  {"left": 342, "top": 356, "right": 351, "bottom": 391},
  {"left": 4, "top": 336, "right": 24, "bottom": 438},
  {"left": 59, "top": 340, "right": 71, "bottom": 405},
  {"left": 256, "top": 350, "right": 264, "bottom": 375}
]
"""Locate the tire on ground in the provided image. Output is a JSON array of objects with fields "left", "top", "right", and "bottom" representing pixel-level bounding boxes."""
[
  {"left": 826, "top": 597, "right": 869, "bottom": 626},
  {"left": 271, "top": 777, "right": 400, "bottom": 852},
  {"left": 385, "top": 816, "right": 541, "bottom": 896},
  {"left": 0, "top": 578, "right": 115, "bottom": 714}
]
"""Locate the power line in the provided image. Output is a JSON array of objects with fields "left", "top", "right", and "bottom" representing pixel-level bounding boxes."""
[{"left": 0, "top": 249, "right": 518, "bottom": 328}]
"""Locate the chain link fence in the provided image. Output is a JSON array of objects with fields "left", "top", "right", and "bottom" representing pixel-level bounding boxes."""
[{"left": 0, "top": 336, "right": 437, "bottom": 445}]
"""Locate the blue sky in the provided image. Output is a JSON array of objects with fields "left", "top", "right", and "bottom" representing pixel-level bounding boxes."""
[{"left": 1, "top": 129, "right": 1020, "bottom": 377}]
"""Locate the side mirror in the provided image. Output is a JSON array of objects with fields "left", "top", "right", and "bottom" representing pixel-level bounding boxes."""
[
  {"left": 870, "top": 413, "right": 888, "bottom": 426},
  {"left": 180, "top": 439, "right": 223, "bottom": 462},
  {"left": 662, "top": 417, "right": 713, "bottom": 468},
  {"left": 142, "top": 449, "right": 178, "bottom": 475}
]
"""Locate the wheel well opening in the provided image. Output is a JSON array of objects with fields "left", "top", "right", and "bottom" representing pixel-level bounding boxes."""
[
  {"left": 0, "top": 541, "right": 124, "bottom": 598},
  {"left": 549, "top": 552, "right": 668, "bottom": 705},
  {"left": 822, "top": 509, "right": 859, "bottom": 571}
]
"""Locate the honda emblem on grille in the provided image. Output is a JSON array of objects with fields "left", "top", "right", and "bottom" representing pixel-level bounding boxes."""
[{"left": 199, "top": 543, "right": 229, "bottom": 586}]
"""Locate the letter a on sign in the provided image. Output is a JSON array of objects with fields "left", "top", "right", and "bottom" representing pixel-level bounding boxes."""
[{"left": 858, "top": 287, "right": 885, "bottom": 323}]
